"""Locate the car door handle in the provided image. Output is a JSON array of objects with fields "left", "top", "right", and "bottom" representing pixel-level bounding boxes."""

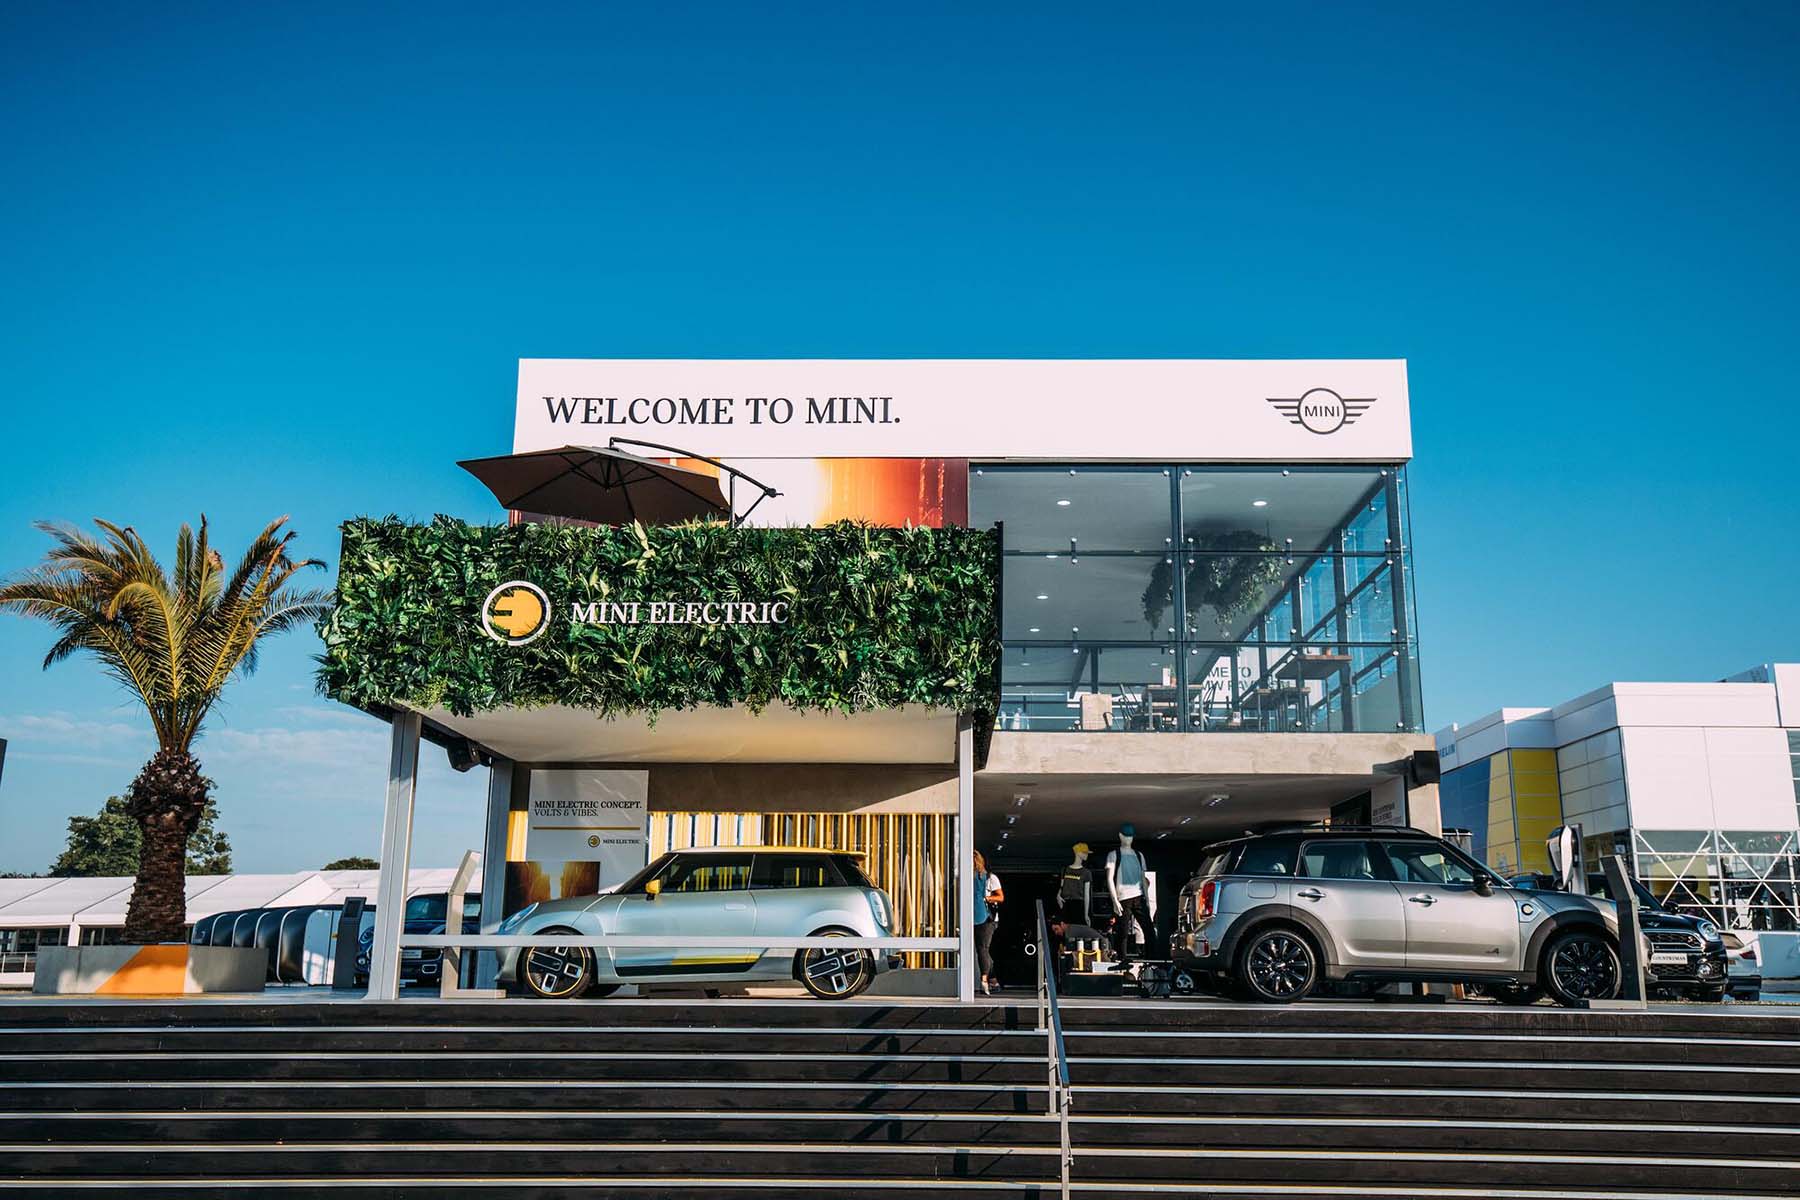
[
  {"left": 1407, "top": 894, "right": 1437, "bottom": 906},
  {"left": 723, "top": 902, "right": 750, "bottom": 911},
  {"left": 1296, "top": 888, "right": 1324, "bottom": 901}
]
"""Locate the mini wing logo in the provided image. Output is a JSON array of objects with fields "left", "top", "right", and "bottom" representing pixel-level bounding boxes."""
[
  {"left": 480, "top": 580, "right": 550, "bottom": 646},
  {"left": 1267, "top": 388, "right": 1375, "bottom": 435}
]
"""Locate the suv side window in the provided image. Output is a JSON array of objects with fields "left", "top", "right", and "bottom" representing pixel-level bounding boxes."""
[
  {"left": 1381, "top": 842, "right": 1476, "bottom": 886},
  {"left": 751, "top": 854, "right": 842, "bottom": 890},
  {"left": 1299, "top": 840, "right": 1381, "bottom": 881},
  {"left": 1236, "top": 840, "right": 1295, "bottom": 876},
  {"left": 660, "top": 854, "right": 754, "bottom": 893}
]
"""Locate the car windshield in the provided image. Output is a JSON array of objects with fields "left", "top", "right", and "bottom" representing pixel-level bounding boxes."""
[{"left": 614, "top": 853, "right": 674, "bottom": 895}]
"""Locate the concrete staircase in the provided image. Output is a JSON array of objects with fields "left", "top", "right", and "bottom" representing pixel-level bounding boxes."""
[{"left": 3, "top": 997, "right": 1798, "bottom": 1197}]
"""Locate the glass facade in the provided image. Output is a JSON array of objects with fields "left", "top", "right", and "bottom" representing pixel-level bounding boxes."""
[
  {"left": 1634, "top": 828, "right": 1800, "bottom": 932},
  {"left": 971, "top": 464, "right": 1422, "bottom": 733}
]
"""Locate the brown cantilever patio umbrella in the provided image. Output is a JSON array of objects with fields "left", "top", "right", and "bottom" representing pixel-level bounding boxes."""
[{"left": 458, "top": 444, "right": 732, "bottom": 525}]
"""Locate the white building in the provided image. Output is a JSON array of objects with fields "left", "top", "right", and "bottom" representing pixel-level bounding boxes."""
[
  {"left": 1435, "top": 663, "right": 1800, "bottom": 930},
  {"left": 0, "top": 868, "right": 461, "bottom": 986}
]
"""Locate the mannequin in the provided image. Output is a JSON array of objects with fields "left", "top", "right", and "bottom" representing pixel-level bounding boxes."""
[
  {"left": 1106, "top": 824, "right": 1154, "bottom": 961},
  {"left": 1058, "top": 843, "right": 1091, "bottom": 923}
]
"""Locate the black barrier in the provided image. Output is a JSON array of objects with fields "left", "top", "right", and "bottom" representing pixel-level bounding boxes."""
[
  {"left": 230, "top": 911, "right": 260, "bottom": 949},
  {"left": 333, "top": 897, "right": 368, "bottom": 991},
  {"left": 253, "top": 910, "right": 286, "bottom": 981},
  {"left": 1602, "top": 854, "right": 1648, "bottom": 1004},
  {"left": 275, "top": 908, "right": 317, "bottom": 985}
]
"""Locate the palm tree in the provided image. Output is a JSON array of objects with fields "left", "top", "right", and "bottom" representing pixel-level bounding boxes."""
[{"left": 0, "top": 517, "right": 331, "bottom": 943}]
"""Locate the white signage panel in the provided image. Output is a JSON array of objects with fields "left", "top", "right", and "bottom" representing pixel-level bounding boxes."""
[
  {"left": 526, "top": 769, "right": 649, "bottom": 885},
  {"left": 515, "top": 359, "right": 1411, "bottom": 462}
]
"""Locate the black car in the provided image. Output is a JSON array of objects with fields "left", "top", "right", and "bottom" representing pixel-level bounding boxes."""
[
  {"left": 399, "top": 892, "right": 481, "bottom": 986},
  {"left": 1508, "top": 873, "right": 1731, "bottom": 1002}
]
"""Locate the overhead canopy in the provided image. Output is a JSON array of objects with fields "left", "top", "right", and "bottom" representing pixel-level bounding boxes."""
[
  {"left": 415, "top": 701, "right": 959, "bottom": 765},
  {"left": 458, "top": 445, "right": 730, "bottom": 525}
]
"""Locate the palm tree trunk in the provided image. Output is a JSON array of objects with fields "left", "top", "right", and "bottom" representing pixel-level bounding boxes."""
[{"left": 121, "top": 748, "right": 210, "bottom": 944}]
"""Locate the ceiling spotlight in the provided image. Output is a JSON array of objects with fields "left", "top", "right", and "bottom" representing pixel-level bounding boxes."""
[
  {"left": 1179, "top": 815, "right": 1195, "bottom": 824},
  {"left": 1036, "top": 593, "right": 1049, "bottom": 601},
  {"left": 1056, "top": 498, "right": 1071, "bottom": 507},
  {"left": 1252, "top": 499, "right": 1269, "bottom": 508},
  {"left": 1028, "top": 626, "right": 1041, "bottom": 633},
  {"left": 1014, "top": 794, "right": 1031, "bottom": 806},
  {"left": 1006, "top": 813, "right": 1018, "bottom": 825}
]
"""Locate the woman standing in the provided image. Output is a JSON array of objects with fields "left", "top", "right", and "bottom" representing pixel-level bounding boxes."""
[{"left": 972, "top": 850, "right": 1004, "bottom": 996}]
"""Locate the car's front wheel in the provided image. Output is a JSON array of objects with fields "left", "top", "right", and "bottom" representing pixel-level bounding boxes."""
[
  {"left": 1541, "top": 929, "right": 1621, "bottom": 1007},
  {"left": 797, "top": 928, "right": 873, "bottom": 1000},
  {"left": 518, "top": 928, "right": 599, "bottom": 1000},
  {"left": 1237, "top": 926, "right": 1319, "bottom": 1003}
]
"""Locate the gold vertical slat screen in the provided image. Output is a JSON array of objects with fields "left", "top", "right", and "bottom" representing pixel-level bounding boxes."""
[{"left": 650, "top": 811, "right": 954, "bottom": 968}]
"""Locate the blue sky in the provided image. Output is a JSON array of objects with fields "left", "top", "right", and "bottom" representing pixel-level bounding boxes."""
[{"left": 2, "top": 3, "right": 1796, "bottom": 873}]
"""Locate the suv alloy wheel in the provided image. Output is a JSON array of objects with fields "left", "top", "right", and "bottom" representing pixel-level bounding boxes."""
[
  {"left": 1239, "top": 927, "right": 1319, "bottom": 1003},
  {"left": 1542, "top": 929, "right": 1621, "bottom": 1007}
]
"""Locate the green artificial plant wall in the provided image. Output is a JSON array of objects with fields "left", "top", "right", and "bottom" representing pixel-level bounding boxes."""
[{"left": 319, "top": 517, "right": 999, "bottom": 720}]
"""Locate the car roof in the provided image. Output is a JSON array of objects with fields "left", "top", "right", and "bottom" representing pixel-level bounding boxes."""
[{"left": 671, "top": 845, "right": 863, "bottom": 857}]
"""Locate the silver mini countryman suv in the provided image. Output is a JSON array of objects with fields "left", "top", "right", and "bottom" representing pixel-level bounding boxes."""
[
  {"left": 497, "top": 847, "right": 899, "bottom": 1000},
  {"left": 1172, "top": 826, "right": 1621, "bottom": 1006}
]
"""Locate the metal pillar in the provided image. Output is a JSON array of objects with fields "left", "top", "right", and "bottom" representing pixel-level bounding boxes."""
[
  {"left": 475, "top": 759, "right": 514, "bottom": 987},
  {"left": 366, "top": 710, "right": 421, "bottom": 1001},
  {"left": 1384, "top": 471, "right": 1418, "bottom": 732},
  {"left": 956, "top": 716, "right": 976, "bottom": 1004}
]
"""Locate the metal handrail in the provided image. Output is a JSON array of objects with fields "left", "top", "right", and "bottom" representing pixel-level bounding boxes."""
[{"left": 1034, "top": 900, "right": 1073, "bottom": 1200}]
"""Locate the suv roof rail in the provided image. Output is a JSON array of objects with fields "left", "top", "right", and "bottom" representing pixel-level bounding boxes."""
[{"left": 1248, "top": 823, "right": 1429, "bottom": 836}]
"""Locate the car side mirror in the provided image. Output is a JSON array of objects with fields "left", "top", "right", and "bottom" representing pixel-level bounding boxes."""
[
  {"left": 1473, "top": 875, "right": 1493, "bottom": 897},
  {"left": 644, "top": 880, "right": 662, "bottom": 899}
]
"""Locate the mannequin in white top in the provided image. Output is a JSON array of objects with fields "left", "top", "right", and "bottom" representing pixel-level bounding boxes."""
[{"left": 1105, "top": 823, "right": 1154, "bottom": 960}]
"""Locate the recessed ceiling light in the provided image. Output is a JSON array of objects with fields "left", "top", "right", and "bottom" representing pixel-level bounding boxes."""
[
  {"left": 1252, "top": 499, "right": 1269, "bottom": 508},
  {"left": 1036, "top": 593, "right": 1049, "bottom": 601},
  {"left": 1056, "top": 499, "right": 1071, "bottom": 506},
  {"left": 1028, "top": 627, "right": 1041, "bottom": 633}
]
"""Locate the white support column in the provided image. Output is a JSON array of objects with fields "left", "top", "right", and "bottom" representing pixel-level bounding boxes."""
[
  {"left": 475, "top": 759, "right": 514, "bottom": 987},
  {"left": 956, "top": 718, "right": 976, "bottom": 1004},
  {"left": 366, "top": 710, "right": 422, "bottom": 1001}
]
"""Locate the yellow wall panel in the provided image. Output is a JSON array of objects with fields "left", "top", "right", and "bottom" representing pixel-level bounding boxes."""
[{"left": 1511, "top": 749, "right": 1557, "bottom": 773}]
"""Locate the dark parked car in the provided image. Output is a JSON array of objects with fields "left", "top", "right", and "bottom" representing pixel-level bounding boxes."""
[
  {"left": 1172, "top": 825, "right": 1620, "bottom": 1007},
  {"left": 1508, "top": 872, "right": 1735, "bottom": 1002},
  {"left": 400, "top": 892, "right": 481, "bottom": 986}
]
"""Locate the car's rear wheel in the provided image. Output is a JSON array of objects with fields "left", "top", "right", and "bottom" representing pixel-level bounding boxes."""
[
  {"left": 1237, "top": 926, "right": 1319, "bottom": 1003},
  {"left": 797, "top": 928, "right": 873, "bottom": 1000},
  {"left": 1541, "top": 929, "right": 1620, "bottom": 1007},
  {"left": 519, "top": 928, "right": 598, "bottom": 999}
]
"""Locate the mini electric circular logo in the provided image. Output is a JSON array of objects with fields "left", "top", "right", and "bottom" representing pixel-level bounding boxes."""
[
  {"left": 480, "top": 580, "right": 550, "bottom": 646},
  {"left": 1267, "top": 387, "right": 1376, "bottom": 435}
]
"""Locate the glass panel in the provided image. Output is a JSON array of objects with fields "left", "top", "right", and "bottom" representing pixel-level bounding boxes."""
[
  {"left": 972, "top": 466, "right": 1171, "bottom": 553},
  {"left": 662, "top": 854, "right": 753, "bottom": 892},
  {"left": 998, "top": 642, "right": 1178, "bottom": 732},
  {"left": 752, "top": 854, "right": 835, "bottom": 889},
  {"left": 1383, "top": 841, "right": 1476, "bottom": 886}
]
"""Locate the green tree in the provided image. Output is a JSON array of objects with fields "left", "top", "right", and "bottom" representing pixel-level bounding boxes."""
[
  {"left": 50, "top": 794, "right": 233, "bottom": 876},
  {"left": 0, "top": 517, "right": 329, "bottom": 942},
  {"left": 321, "top": 855, "right": 379, "bottom": 870}
]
